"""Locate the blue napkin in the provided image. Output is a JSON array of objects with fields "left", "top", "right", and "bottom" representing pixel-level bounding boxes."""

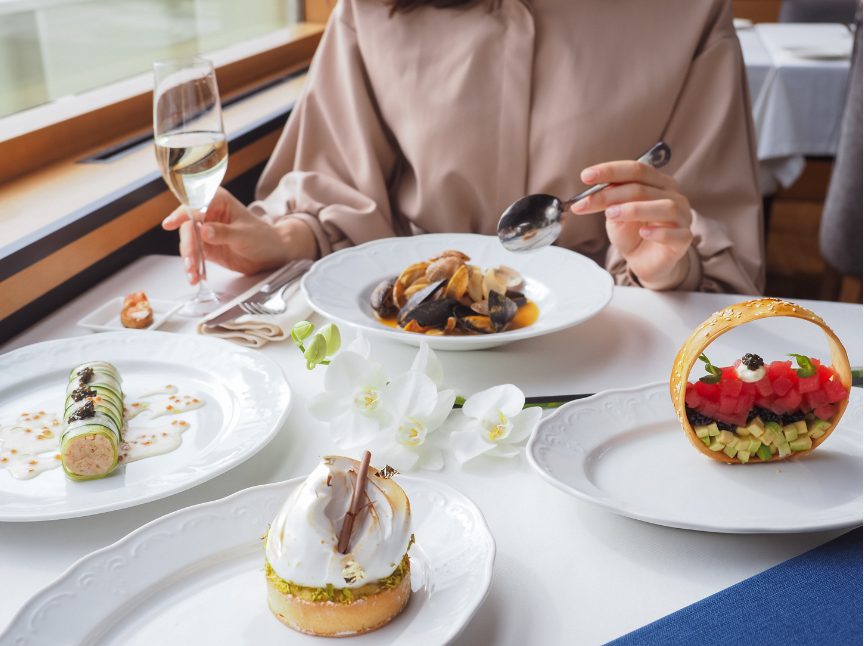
[{"left": 606, "top": 527, "right": 862, "bottom": 645}]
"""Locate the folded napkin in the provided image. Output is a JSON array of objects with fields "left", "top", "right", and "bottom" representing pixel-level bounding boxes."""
[
  {"left": 197, "top": 272, "right": 314, "bottom": 348},
  {"left": 606, "top": 527, "right": 862, "bottom": 645}
]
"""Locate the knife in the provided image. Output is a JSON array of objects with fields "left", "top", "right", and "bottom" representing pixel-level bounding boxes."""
[{"left": 202, "top": 259, "right": 313, "bottom": 327}]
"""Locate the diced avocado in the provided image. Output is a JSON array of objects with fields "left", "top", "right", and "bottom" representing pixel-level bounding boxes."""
[
  {"left": 760, "top": 427, "right": 777, "bottom": 446},
  {"left": 789, "top": 436, "right": 813, "bottom": 452},
  {"left": 695, "top": 425, "right": 711, "bottom": 439},
  {"left": 765, "top": 421, "right": 783, "bottom": 434},
  {"left": 708, "top": 441, "right": 725, "bottom": 452},
  {"left": 804, "top": 412, "right": 815, "bottom": 421},
  {"left": 737, "top": 450, "right": 750, "bottom": 463},
  {"left": 770, "top": 443, "right": 778, "bottom": 455},
  {"left": 757, "top": 444, "right": 773, "bottom": 461},
  {"left": 707, "top": 423, "right": 720, "bottom": 437},
  {"left": 793, "top": 420, "right": 807, "bottom": 437},
  {"left": 777, "top": 442, "right": 792, "bottom": 458},
  {"left": 747, "top": 438, "right": 761, "bottom": 453},
  {"left": 808, "top": 420, "right": 831, "bottom": 439},
  {"left": 723, "top": 444, "right": 738, "bottom": 459},
  {"left": 746, "top": 420, "right": 765, "bottom": 438},
  {"left": 716, "top": 430, "right": 735, "bottom": 445},
  {"left": 736, "top": 426, "right": 750, "bottom": 436},
  {"left": 700, "top": 436, "right": 711, "bottom": 446},
  {"left": 783, "top": 425, "right": 798, "bottom": 442}
]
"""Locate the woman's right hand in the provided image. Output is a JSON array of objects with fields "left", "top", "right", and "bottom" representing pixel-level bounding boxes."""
[{"left": 162, "top": 187, "right": 318, "bottom": 285}]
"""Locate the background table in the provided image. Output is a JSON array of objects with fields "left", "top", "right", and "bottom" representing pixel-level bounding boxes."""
[
  {"left": 739, "top": 23, "right": 854, "bottom": 193},
  {"left": 1, "top": 255, "right": 861, "bottom": 644}
]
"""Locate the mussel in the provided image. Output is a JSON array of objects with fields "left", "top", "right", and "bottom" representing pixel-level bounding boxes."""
[
  {"left": 371, "top": 276, "right": 398, "bottom": 318},
  {"left": 488, "top": 291, "right": 518, "bottom": 332},
  {"left": 399, "top": 298, "right": 459, "bottom": 330}
]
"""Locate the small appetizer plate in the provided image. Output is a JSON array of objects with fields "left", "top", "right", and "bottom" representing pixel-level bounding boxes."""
[
  {"left": 302, "top": 233, "right": 614, "bottom": 351},
  {"left": 78, "top": 297, "right": 182, "bottom": 333},
  {"left": 527, "top": 382, "right": 863, "bottom": 533},
  {"left": 0, "top": 331, "right": 291, "bottom": 521},
  {"left": 2, "top": 477, "right": 495, "bottom": 646}
]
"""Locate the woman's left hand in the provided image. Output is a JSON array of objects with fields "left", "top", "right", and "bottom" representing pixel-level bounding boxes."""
[{"left": 571, "top": 161, "right": 693, "bottom": 290}]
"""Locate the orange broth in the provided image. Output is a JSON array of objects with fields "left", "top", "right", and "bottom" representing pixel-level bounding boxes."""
[{"left": 375, "top": 300, "right": 539, "bottom": 335}]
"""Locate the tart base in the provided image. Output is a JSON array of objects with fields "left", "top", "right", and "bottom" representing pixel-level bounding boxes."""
[{"left": 267, "top": 569, "right": 411, "bottom": 637}]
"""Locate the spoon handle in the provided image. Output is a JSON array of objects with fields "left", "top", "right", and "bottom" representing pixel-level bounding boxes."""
[{"left": 563, "top": 142, "right": 671, "bottom": 208}]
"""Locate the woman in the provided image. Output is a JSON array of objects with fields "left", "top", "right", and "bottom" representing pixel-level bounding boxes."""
[{"left": 164, "top": 0, "right": 764, "bottom": 294}]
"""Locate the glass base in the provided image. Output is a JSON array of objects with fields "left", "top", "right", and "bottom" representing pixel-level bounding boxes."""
[{"left": 178, "top": 291, "right": 223, "bottom": 317}]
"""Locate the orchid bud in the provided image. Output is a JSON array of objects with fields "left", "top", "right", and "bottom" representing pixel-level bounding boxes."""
[
  {"left": 292, "top": 320, "right": 315, "bottom": 341},
  {"left": 304, "top": 334, "right": 328, "bottom": 364},
  {"left": 317, "top": 323, "right": 342, "bottom": 356}
]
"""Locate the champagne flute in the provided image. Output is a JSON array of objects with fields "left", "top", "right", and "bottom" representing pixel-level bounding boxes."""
[{"left": 153, "top": 57, "right": 228, "bottom": 317}]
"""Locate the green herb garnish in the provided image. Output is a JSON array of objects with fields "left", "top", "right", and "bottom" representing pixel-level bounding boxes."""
[
  {"left": 698, "top": 353, "right": 722, "bottom": 384},
  {"left": 788, "top": 354, "right": 816, "bottom": 378}
]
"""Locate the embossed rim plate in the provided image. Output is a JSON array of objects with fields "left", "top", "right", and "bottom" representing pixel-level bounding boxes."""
[
  {"left": 301, "top": 233, "right": 614, "bottom": 351},
  {"left": 1, "top": 476, "right": 495, "bottom": 646},
  {"left": 527, "top": 382, "right": 863, "bottom": 533},
  {"left": 0, "top": 331, "right": 291, "bottom": 522}
]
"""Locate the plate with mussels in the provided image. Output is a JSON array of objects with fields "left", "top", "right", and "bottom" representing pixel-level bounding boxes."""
[{"left": 301, "top": 233, "right": 614, "bottom": 351}]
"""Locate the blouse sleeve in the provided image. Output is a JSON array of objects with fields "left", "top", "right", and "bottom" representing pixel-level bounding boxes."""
[
  {"left": 606, "top": 1, "right": 765, "bottom": 295},
  {"left": 251, "top": 0, "right": 401, "bottom": 257}
]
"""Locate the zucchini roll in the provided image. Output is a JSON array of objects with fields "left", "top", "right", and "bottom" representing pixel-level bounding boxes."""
[{"left": 61, "top": 361, "right": 124, "bottom": 480}]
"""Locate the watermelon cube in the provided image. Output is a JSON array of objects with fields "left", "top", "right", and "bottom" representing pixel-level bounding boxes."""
[
  {"left": 720, "top": 378, "right": 743, "bottom": 398},
  {"left": 755, "top": 394, "right": 776, "bottom": 409},
  {"left": 814, "top": 404, "right": 837, "bottom": 421},
  {"left": 772, "top": 376, "right": 793, "bottom": 397},
  {"left": 769, "top": 399, "right": 792, "bottom": 416},
  {"left": 685, "top": 384, "right": 703, "bottom": 408},
  {"left": 734, "top": 394, "right": 752, "bottom": 420},
  {"left": 817, "top": 364, "right": 834, "bottom": 384},
  {"left": 798, "top": 374, "right": 820, "bottom": 393},
  {"left": 741, "top": 382, "right": 757, "bottom": 397},
  {"left": 805, "top": 389, "right": 829, "bottom": 410},
  {"left": 719, "top": 395, "right": 737, "bottom": 415},
  {"left": 822, "top": 380, "right": 849, "bottom": 404},
  {"left": 694, "top": 380, "right": 721, "bottom": 401},
  {"left": 782, "top": 388, "right": 802, "bottom": 410},
  {"left": 700, "top": 400, "right": 719, "bottom": 420},
  {"left": 768, "top": 361, "right": 793, "bottom": 380},
  {"left": 755, "top": 376, "right": 774, "bottom": 397},
  {"left": 721, "top": 366, "right": 738, "bottom": 380}
]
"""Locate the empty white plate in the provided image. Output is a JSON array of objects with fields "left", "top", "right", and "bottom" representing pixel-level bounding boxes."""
[{"left": 527, "top": 382, "right": 863, "bottom": 533}]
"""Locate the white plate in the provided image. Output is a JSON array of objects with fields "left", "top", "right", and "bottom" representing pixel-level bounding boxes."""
[
  {"left": 783, "top": 44, "right": 852, "bottom": 60},
  {"left": 0, "top": 331, "right": 291, "bottom": 522},
  {"left": 527, "top": 382, "right": 863, "bottom": 533},
  {"left": 301, "top": 233, "right": 613, "bottom": 351},
  {"left": 2, "top": 476, "right": 495, "bottom": 646},
  {"left": 77, "top": 297, "right": 183, "bottom": 332}
]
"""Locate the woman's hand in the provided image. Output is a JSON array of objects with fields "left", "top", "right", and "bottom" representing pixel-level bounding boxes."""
[
  {"left": 571, "top": 161, "right": 693, "bottom": 290},
  {"left": 162, "top": 187, "right": 318, "bottom": 285}
]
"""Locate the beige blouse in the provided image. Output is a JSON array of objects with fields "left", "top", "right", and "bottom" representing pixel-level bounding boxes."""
[{"left": 252, "top": 0, "right": 765, "bottom": 294}]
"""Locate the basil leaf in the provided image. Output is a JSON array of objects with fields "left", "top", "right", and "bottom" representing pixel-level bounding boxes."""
[
  {"left": 698, "top": 353, "right": 723, "bottom": 384},
  {"left": 788, "top": 353, "right": 816, "bottom": 378}
]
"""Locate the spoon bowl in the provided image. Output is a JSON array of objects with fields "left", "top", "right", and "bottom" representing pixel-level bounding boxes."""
[{"left": 498, "top": 142, "right": 671, "bottom": 252}]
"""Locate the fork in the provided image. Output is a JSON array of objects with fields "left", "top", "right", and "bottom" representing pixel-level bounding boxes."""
[{"left": 239, "top": 282, "right": 293, "bottom": 316}]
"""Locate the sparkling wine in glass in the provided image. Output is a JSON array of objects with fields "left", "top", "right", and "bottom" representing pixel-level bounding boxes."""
[{"left": 153, "top": 57, "right": 228, "bottom": 317}]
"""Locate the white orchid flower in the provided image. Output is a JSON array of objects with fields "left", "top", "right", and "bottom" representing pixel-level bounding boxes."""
[
  {"left": 448, "top": 384, "right": 542, "bottom": 464},
  {"left": 307, "top": 347, "right": 387, "bottom": 448},
  {"left": 369, "top": 370, "right": 455, "bottom": 472},
  {"left": 411, "top": 341, "right": 443, "bottom": 388}
]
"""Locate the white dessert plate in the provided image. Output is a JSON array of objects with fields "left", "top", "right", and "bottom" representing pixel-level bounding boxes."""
[
  {"left": 2, "top": 476, "right": 496, "bottom": 646},
  {"left": 77, "top": 297, "right": 182, "bottom": 332},
  {"left": 783, "top": 44, "right": 852, "bottom": 60},
  {"left": 0, "top": 331, "right": 291, "bottom": 522},
  {"left": 527, "top": 382, "right": 863, "bottom": 533},
  {"left": 301, "top": 233, "right": 613, "bottom": 351}
]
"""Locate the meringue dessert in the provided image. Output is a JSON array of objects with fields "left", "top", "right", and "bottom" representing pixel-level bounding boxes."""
[{"left": 264, "top": 456, "right": 413, "bottom": 636}]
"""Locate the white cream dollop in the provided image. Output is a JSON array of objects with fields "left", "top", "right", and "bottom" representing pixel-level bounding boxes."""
[
  {"left": 266, "top": 456, "right": 412, "bottom": 589},
  {"left": 736, "top": 363, "right": 767, "bottom": 383}
]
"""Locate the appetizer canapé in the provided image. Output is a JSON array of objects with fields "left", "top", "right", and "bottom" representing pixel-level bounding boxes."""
[
  {"left": 61, "top": 361, "right": 124, "bottom": 480},
  {"left": 670, "top": 299, "right": 852, "bottom": 464},
  {"left": 121, "top": 292, "right": 153, "bottom": 329},
  {"left": 370, "top": 250, "right": 538, "bottom": 335},
  {"left": 265, "top": 456, "right": 413, "bottom": 636}
]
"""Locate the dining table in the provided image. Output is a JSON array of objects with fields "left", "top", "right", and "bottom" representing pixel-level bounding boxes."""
[{"left": 0, "top": 253, "right": 861, "bottom": 645}]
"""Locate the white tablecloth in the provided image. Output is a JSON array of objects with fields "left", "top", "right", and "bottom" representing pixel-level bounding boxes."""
[
  {"left": 740, "top": 23, "right": 854, "bottom": 193},
  {"left": 0, "top": 255, "right": 862, "bottom": 644}
]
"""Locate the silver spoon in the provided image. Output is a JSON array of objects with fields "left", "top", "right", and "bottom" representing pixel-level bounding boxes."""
[{"left": 497, "top": 142, "right": 671, "bottom": 252}]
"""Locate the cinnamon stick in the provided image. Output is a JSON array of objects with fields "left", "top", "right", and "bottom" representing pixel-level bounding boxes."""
[{"left": 337, "top": 451, "right": 372, "bottom": 554}]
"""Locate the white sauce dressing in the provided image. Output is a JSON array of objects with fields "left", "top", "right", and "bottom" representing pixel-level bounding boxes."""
[
  {"left": 1, "top": 387, "right": 206, "bottom": 480},
  {"left": 0, "top": 412, "right": 62, "bottom": 479},
  {"left": 736, "top": 363, "right": 767, "bottom": 383}
]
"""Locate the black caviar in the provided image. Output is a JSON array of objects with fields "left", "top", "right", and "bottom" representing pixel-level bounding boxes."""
[
  {"left": 781, "top": 410, "right": 806, "bottom": 426},
  {"left": 685, "top": 406, "right": 715, "bottom": 427},
  {"left": 67, "top": 399, "right": 95, "bottom": 422},
  {"left": 741, "top": 353, "right": 764, "bottom": 371},
  {"left": 77, "top": 367, "right": 95, "bottom": 384},
  {"left": 71, "top": 386, "right": 96, "bottom": 402}
]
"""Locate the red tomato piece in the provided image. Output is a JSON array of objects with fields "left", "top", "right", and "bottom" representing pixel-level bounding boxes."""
[
  {"left": 798, "top": 374, "right": 820, "bottom": 393},
  {"left": 814, "top": 404, "right": 837, "bottom": 421},
  {"left": 822, "top": 380, "right": 849, "bottom": 403},
  {"left": 771, "top": 376, "right": 793, "bottom": 397}
]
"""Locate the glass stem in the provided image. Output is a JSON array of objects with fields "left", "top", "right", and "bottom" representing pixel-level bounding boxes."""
[{"left": 184, "top": 204, "right": 216, "bottom": 302}]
